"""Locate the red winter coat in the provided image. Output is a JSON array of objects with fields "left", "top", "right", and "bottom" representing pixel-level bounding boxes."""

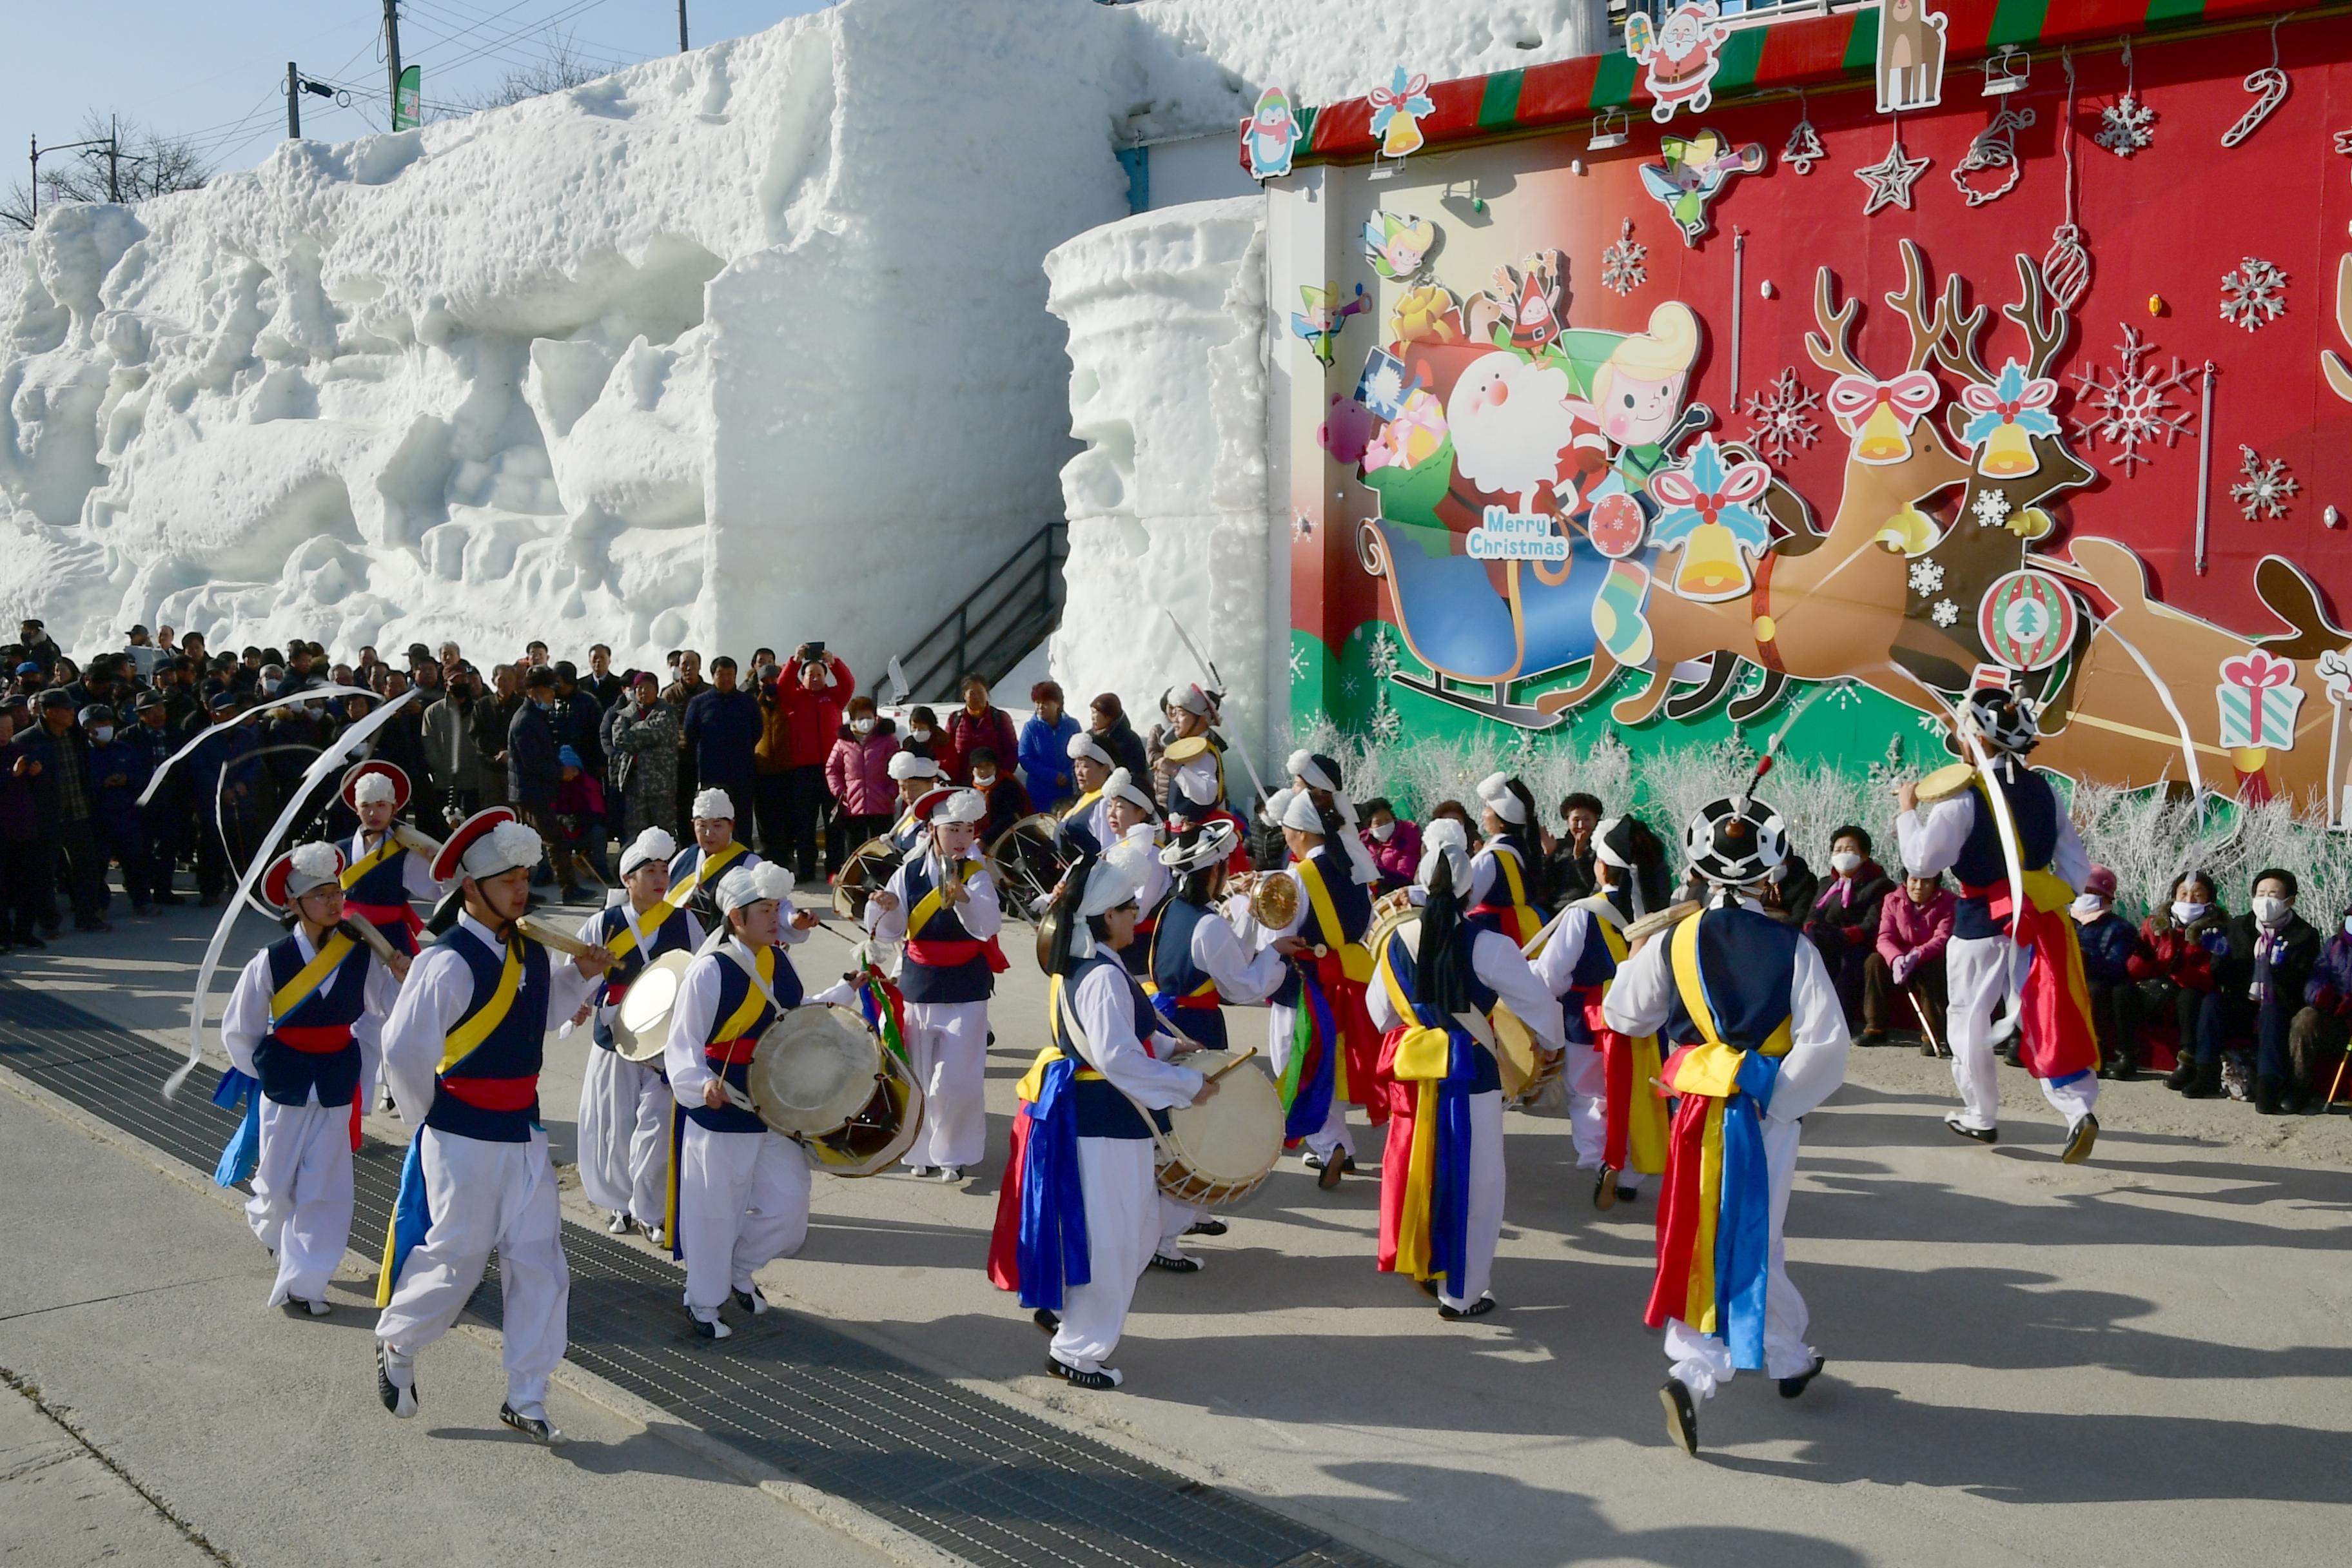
[
  {"left": 942, "top": 704, "right": 1019, "bottom": 785},
  {"left": 825, "top": 720, "right": 900, "bottom": 817},
  {"left": 771, "top": 654, "right": 854, "bottom": 770}
]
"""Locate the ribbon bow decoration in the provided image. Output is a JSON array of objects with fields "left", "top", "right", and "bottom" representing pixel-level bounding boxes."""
[
  {"left": 1826, "top": 370, "right": 1941, "bottom": 465},
  {"left": 2217, "top": 649, "right": 2303, "bottom": 750},
  {"left": 1649, "top": 437, "right": 1772, "bottom": 524},
  {"left": 2222, "top": 650, "right": 2296, "bottom": 693},
  {"left": 1369, "top": 70, "right": 1434, "bottom": 133}
]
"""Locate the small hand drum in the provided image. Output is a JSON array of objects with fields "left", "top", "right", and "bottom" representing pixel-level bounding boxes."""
[{"left": 612, "top": 950, "right": 692, "bottom": 1063}]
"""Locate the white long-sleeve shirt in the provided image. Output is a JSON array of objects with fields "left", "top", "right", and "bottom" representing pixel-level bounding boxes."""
[
  {"left": 1896, "top": 790, "right": 2090, "bottom": 892},
  {"left": 378, "top": 912, "right": 602, "bottom": 1125},
  {"left": 1067, "top": 960, "right": 1205, "bottom": 1112},
  {"left": 220, "top": 925, "right": 401, "bottom": 1092},
  {"left": 1367, "top": 927, "right": 1569, "bottom": 1054},
  {"left": 1529, "top": 901, "right": 1630, "bottom": 998},
  {"left": 576, "top": 903, "right": 705, "bottom": 1026},
  {"left": 1600, "top": 897, "right": 1850, "bottom": 1124},
  {"left": 865, "top": 847, "right": 1002, "bottom": 945},
  {"left": 1112, "top": 823, "right": 1170, "bottom": 917},
  {"left": 663, "top": 937, "right": 793, "bottom": 1108},
  {"left": 1183, "top": 904, "right": 1289, "bottom": 1006}
]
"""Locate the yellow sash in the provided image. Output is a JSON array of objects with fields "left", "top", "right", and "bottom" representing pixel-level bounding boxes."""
[
  {"left": 689, "top": 839, "right": 746, "bottom": 889},
  {"left": 1667, "top": 915, "right": 1794, "bottom": 1087},
  {"left": 714, "top": 946, "right": 775, "bottom": 1042},
  {"left": 600, "top": 888, "right": 694, "bottom": 963},
  {"left": 270, "top": 931, "right": 356, "bottom": 1023},
  {"left": 908, "top": 856, "right": 985, "bottom": 937},
  {"left": 1295, "top": 855, "right": 1373, "bottom": 983},
  {"left": 340, "top": 834, "right": 402, "bottom": 889},
  {"left": 438, "top": 939, "right": 523, "bottom": 1073}
]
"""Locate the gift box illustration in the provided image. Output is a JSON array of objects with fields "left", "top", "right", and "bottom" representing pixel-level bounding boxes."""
[{"left": 2215, "top": 650, "right": 2305, "bottom": 750}]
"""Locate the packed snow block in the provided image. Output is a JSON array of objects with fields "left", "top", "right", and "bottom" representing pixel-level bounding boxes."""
[{"left": 1044, "top": 196, "right": 1273, "bottom": 764}]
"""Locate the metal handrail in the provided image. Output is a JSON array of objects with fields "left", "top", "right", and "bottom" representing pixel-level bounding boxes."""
[{"left": 877, "top": 521, "right": 1067, "bottom": 699}]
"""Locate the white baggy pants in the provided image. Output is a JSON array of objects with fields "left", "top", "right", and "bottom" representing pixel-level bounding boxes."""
[
  {"left": 247, "top": 1098, "right": 354, "bottom": 1306},
  {"left": 1563, "top": 1041, "right": 1643, "bottom": 1193},
  {"left": 1664, "top": 1116, "right": 1816, "bottom": 1398},
  {"left": 1268, "top": 1001, "right": 1355, "bottom": 1162},
  {"left": 1156, "top": 1195, "right": 1202, "bottom": 1258},
  {"left": 1051, "top": 1136, "right": 1158, "bottom": 1377},
  {"left": 374, "top": 1127, "right": 569, "bottom": 1411},
  {"left": 903, "top": 999, "right": 989, "bottom": 1170},
  {"left": 1946, "top": 934, "right": 2101, "bottom": 1132},
  {"left": 677, "top": 1121, "right": 811, "bottom": 1317},
  {"left": 579, "top": 1047, "right": 669, "bottom": 1224},
  {"left": 1436, "top": 1090, "right": 1507, "bottom": 1312}
]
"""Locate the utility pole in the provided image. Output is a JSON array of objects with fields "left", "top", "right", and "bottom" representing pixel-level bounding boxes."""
[
  {"left": 28, "top": 132, "right": 118, "bottom": 219},
  {"left": 384, "top": 0, "right": 403, "bottom": 125},
  {"left": 288, "top": 63, "right": 301, "bottom": 139},
  {"left": 103, "top": 115, "right": 122, "bottom": 202},
  {"left": 678, "top": 0, "right": 688, "bottom": 52}
]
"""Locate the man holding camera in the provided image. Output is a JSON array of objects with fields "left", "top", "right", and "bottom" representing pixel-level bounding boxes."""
[{"left": 767, "top": 643, "right": 853, "bottom": 885}]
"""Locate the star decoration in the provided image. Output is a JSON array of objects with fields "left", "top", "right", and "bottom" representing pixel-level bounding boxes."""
[{"left": 1856, "top": 136, "right": 1931, "bottom": 215}]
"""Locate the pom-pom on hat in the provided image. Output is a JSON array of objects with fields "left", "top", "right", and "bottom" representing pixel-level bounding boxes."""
[
  {"left": 1260, "top": 786, "right": 1296, "bottom": 829},
  {"left": 692, "top": 787, "right": 736, "bottom": 822},
  {"left": 341, "top": 759, "right": 409, "bottom": 812},
  {"left": 718, "top": 861, "right": 796, "bottom": 916},
  {"left": 1079, "top": 855, "right": 1142, "bottom": 917},
  {"left": 1416, "top": 818, "right": 1471, "bottom": 892},
  {"left": 912, "top": 786, "right": 988, "bottom": 825},
  {"left": 1066, "top": 732, "right": 1112, "bottom": 767},
  {"left": 620, "top": 827, "right": 678, "bottom": 877},
  {"left": 1162, "top": 683, "right": 1222, "bottom": 720},
  {"left": 262, "top": 840, "right": 347, "bottom": 909},
  {"left": 433, "top": 807, "right": 544, "bottom": 883},
  {"left": 1103, "top": 767, "right": 1156, "bottom": 815},
  {"left": 887, "top": 750, "right": 941, "bottom": 782}
]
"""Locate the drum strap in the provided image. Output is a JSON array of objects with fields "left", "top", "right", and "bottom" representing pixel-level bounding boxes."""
[{"left": 719, "top": 941, "right": 787, "bottom": 1026}]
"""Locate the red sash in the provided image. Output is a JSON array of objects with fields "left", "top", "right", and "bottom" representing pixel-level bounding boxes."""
[
  {"left": 1315, "top": 947, "right": 1385, "bottom": 1122},
  {"left": 906, "top": 936, "right": 1012, "bottom": 974},
  {"left": 275, "top": 1024, "right": 354, "bottom": 1054},
  {"left": 438, "top": 1075, "right": 538, "bottom": 1111},
  {"left": 705, "top": 1036, "right": 758, "bottom": 1067}
]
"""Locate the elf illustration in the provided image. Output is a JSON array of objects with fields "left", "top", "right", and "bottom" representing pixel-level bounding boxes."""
[
  {"left": 1640, "top": 129, "right": 1768, "bottom": 245},
  {"left": 1291, "top": 282, "right": 1370, "bottom": 366},
  {"left": 1364, "top": 211, "right": 1441, "bottom": 282}
]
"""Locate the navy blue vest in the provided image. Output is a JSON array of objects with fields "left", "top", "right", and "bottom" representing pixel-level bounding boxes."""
[
  {"left": 1553, "top": 901, "right": 1623, "bottom": 1046},
  {"left": 423, "top": 926, "right": 556, "bottom": 1142},
  {"left": 1052, "top": 955, "right": 1162, "bottom": 1139},
  {"left": 899, "top": 855, "right": 994, "bottom": 1004},
  {"left": 686, "top": 945, "right": 803, "bottom": 1133},
  {"left": 1380, "top": 913, "right": 1502, "bottom": 1093},
  {"left": 1661, "top": 906, "right": 1800, "bottom": 1050},
  {"left": 253, "top": 931, "right": 370, "bottom": 1108},
  {"left": 1148, "top": 897, "right": 1226, "bottom": 1051},
  {"left": 1270, "top": 846, "right": 1374, "bottom": 1007},
  {"left": 589, "top": 901, "right": 698, "bottom": 1051},
  {"left": 1950, "top": 770, "right": 2059, "bottom": 939},
  {"left": 343, "top": 836, "right": 420, "bottom": 952}
]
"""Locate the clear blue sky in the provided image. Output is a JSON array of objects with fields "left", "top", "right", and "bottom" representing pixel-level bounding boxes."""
[{"left": 3, "top": 0, "right": 832, "bottom": 195}]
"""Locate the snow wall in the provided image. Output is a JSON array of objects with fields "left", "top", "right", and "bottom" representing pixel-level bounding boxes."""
[{"left": 0, "top": 0, "right": 1603, "bottom": 719}]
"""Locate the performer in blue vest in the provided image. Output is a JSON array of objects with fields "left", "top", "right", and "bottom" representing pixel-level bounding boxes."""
[
  {"left": 662, "top": 861, "right": 817, "bottom": 1340},
  {"left": 373, "top": 808, "right": 613, "bottom": 1443},
  {"left": 220, "top": 841, "right": 399, "bottom": 1315},
  {"left": 883, "top": 750, "right": 943, "bottom": 854},
  {"left": 1139, "top": 819, "right": 1295, "bottom": 1269},
  {"left": 668, "top": 787, "right": 760, "bottom": 928},
  {"left": 1286, "top": 749, "right": 1381, "bottom": 889},
  {"left": 1896, "top": 687, "right": 2099, "bottom": 1161},
  {"left": 1469, "top": 772, "right": 1548, "bottom": 945},
  {"left": 574, "top": 826, "right": 702, "bottom": 1239},
  {"left": 1100, "top": 768, "right": 1167, "bottom": 979},
  {"left": 337, "top": 760, "right": 441, "bottom": 1111},
  {"left": 1059, "top": 734, "right": 1115, "bottom": 857},
  {"left": 1252, "top": 787, "right": 1378, "bottom": 1190},
  {"left": 1603, "top": 793, "right": 1850, "bottom": 1457},
  {"left": 1018, "top": 854, "right": 1215, "bottom": 1389},
  {"left": 866, "top": 786, "right": 1004, "bottom": 1182}
]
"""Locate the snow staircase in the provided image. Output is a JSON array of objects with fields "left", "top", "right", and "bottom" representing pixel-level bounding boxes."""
[{"left": 877, "top": 521, "right": 1068, "bottom": 699}]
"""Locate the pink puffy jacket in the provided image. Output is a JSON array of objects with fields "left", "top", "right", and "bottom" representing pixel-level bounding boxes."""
[{"left": 825, "top": 721, "right": 900, "bottom": 816}]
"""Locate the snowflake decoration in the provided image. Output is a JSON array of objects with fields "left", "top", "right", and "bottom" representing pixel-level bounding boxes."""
[
  {"left": 1825, "top": 680, "right": 1862, "bottom": 711},
  {"left": 2230, "top": 445, "right": 2299, "bottom": 520},
  {"left": 2219, "top": 257, "right": 2288, "bottom": 333},
  {"left": 1367, "top": 624, "right": 1402, "bottom": 682},
  {"left": 2068, "top": 325, "right": 2199, "bottom": 476},
  {"left": 1287, "top": 643, "right": 1307, "bottom": 681},
  {"left": 1931, "top": 599, "right": 1960, "bottom": 628},
  {"left": 1971, "top": 489, "right": 2014, "bottom": 529},
  {"left": 1916, "top": 710, "right": 1948, "bottom": 735},
  {"left": 2096, "top": 94, "right": 2157, "bottom": 157},
  {"left": 1292, "top": 512, "right": 1315, "bottom": 540},
  {"left": 1908, "top": 558, "right": 1946, "bottom": 596},
  {"left": 1740, "top": 369, "right": 1821, "bottom": 465},
  {"left": 1600, "top": 220, "right": 1647, "bottom": 298},
  {"left": 1340, "top": 674, "right": 1360, "bottom": 698},
  {"left": 1369, "top": 701, "right": 1403, "bottom": 743}
]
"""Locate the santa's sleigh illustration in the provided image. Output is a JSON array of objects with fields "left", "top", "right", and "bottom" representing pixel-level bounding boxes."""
[{"left": 1355, "top": 513, "right": 1610, "bottom": 727}]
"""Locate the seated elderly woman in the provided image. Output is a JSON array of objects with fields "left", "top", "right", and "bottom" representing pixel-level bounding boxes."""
[
  {"left": 2132, "top": 870, "right": 2231, "bottom": 1097},
  {"left": 1861, "top": 871, "right": 1954, "bottom": 1052},
  {"left": 1804, "top": 825, "right": 1894, "bottom": 1030}
]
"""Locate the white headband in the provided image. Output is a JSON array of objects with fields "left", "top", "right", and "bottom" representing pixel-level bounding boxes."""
[
  {"left": 1067, "top": 733, "right": 1112, "bottom": 767},
  {"left": 1280, "top": 790, "right": 1326, "bottom": 835},
  {"left": 462, "top": 821, "right": 543, "bottom": 880},
  {"left": 1416, "top": 819, "right": 1471, "bottom": 892},
  {"left": 718, "top": 861, "right": 795, "bottom": 916},
  {"left": 1475, "top": 772, "right": 1527, "bottom": 825},
  {"left": 1592, "top": 816, "right": 1632, "bottom": 869},
  {"left": 692, "top": 787, "right": 736, "bottom": 821},
  {"left": 1104, "top": 767, "right": 1155, "bottom": 814},
  {"left": 352, "top": 772, "right": 397, "bottom": 806},
  {"left": 1286, "top": 749, "right": 1340, "bottom": 794},
  {"left": 286, "top": 840, "right": 344, "bottom": 897},
  {"left": 1174, "top": 756, "right": 1220, "bottom": 806},
  {"left": 621, "top": 827, "right": 677, "bottom": 877},
  {"left": 1079, "top": 856, "right": 1141, "bottom": 917},
  {"left": 888, "top": 751, "right": 941, "bottom": 781}
]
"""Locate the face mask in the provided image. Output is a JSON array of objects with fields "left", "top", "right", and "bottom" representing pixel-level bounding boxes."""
[
  {"left": 852, "top": 717, "right": 874, "bottom": 735},
  {"left": 973, "top": 770, "right": 997, "bottom": 787},
  {"left": 911, "top": 727, "right": 932, "bottom": 743},
  {"left": 2254, "top": 895, "right": 2293, "bottom": 927},
  {"left": 1369, "top": 821, "right": 1395, "bottom": 843},
  {"left": 2171, "top": 900, "right": 2208, "bottom": 925},
  {"left": 90, "top": 726, "right": 113, "bottom": 745},
  {"left": 1830, "top": 850, "right": 1863, "bottom": 875},
  {"left": 2070, "top": 895, "right": 2105, "bottom": 923}
]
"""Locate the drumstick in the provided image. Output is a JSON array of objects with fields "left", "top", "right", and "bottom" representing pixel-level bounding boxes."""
[
  {"left": 514, "top": 914, "right": 596, "bottom": 958},
  {"left": 1204, "top": 1045, "right": 1259, "bottom": 1083},
  {"left": 336, "top": 916, "right": 403, "bottom": 968}
]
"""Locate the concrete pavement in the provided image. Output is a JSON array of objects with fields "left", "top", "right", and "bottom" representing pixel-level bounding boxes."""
[{"left": 3, "top": 891, "right": 2350, "bottom": 1567}]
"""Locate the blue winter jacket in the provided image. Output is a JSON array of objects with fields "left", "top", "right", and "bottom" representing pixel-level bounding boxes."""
[
  {"left": 1018, "top": 712, "right": 1079, "bottom": 808},
  {"left": 2075, "top": 911, "right": 2144, "bottom": 985}
]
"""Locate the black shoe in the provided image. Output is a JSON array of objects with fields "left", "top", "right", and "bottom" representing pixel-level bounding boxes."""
[
  {"left": 1182, "top": 1218, "right": 1228, "bottom": 1237},
  {"left": 281, "top": 1295, "right": 331, "bottom": 1318},
  {"left": 1592, "top": 1167, "right": 1620, "bottom": 1211},
  {"left": 1148, "top": 1251, "right": 1204, "bottom": 1273},
  {"left": 75, "top": 918, "right": 111, "bottom": 934},
  {"left": 1437, "top": 1296, "right": 1496, "bottom": 1320},
  {"left": 1046, "top": 1355, "right": 1119, "bottom": 1390},
  {"left": 688, "top": 1309, "right": 732, "bottom": 1340},
  {"left": 2255, "top": 1079, "right": 2285, "bottom": 1115},
  {"left": 1856, "top": 1030, "right": 1888, "bottom": 1048},
  {"left": 152, "top": 892, "right": 182, "bottom": 906},
  {"left": 1616, "top": 1182, "right": 1643, "bottom": 1203},
  {"left": 731, "top": 1286, "right": 769, "bottom": 1316},
  {"left": 1778, "top": 1355, "right": 1827, "bottom": 1398},
  {"left": 1660, "top": 1380, "right": 1699, "bottom": 1456},
  {"left": 2114, "top": 1057, "right": 2140, "bottom": 1083},
  {"left": 2163, "top": 1055, "right": 2199, "bottom": 1091},
  {"left": 498, "top": 1403, "right": 565, "bottom": 1445},
  {"left": 375, "top": 1342, "right": 418, "bottom": 1418},
  {"left": 1416, "top": 1276, "right": 1440, "bottom": 1299},
  {"left": 2181, "top": 1060, "right": 2222, "bottom": 1100},
  {"left": 605, "top": 1210, "right": 635, "bottom": 1235},
  {"left": 10, "top": 934, "right": 39, "bottom": 951},
  {"left": 2061, "top": 1113, "right": 2099, "bottom": 1164},
  {"left": 1919, "top": 1037, "right": 1939, "bottom": 1058},
  {"left": 1032, "top": 1308, "right": 1059, "bottom": 1335},
  {"left": 1317, "top": 1155, "right": 1345, "bottom": 1190},
  {"left": 1944, "top": 1113, "right": 1997, "bottom": 1145}
]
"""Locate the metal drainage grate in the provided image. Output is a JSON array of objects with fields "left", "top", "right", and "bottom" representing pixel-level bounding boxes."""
[{"left": 0, "top": 979, "right": 1396, "bottom": 1568}]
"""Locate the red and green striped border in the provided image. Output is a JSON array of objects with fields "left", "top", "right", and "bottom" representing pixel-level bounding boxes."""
[{"left": 1299, "top": 0, "right": 2297, "bottom": 162}]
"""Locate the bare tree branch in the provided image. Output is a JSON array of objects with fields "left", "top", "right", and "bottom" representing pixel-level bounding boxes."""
[
  {"left": 1, "top": 111, "right": 211, "bottom": 228},
  {"left": 446, "top": 30, "right": 607, "bottom": 113}
]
